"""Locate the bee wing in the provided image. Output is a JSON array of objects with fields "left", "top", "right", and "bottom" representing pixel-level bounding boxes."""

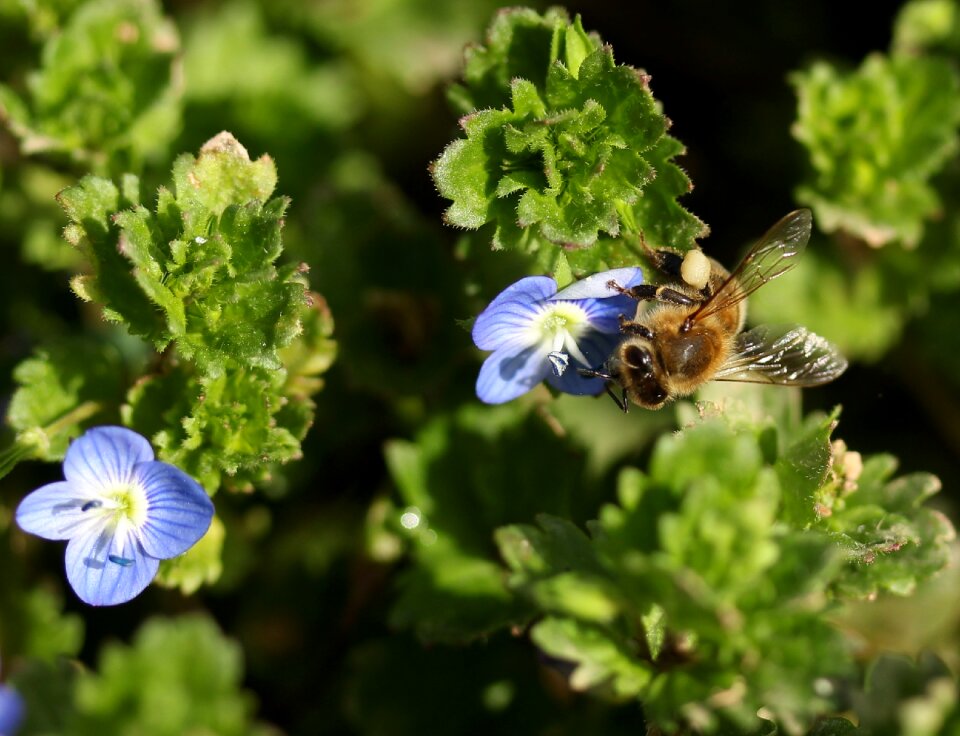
[
  {"left": 690, "top": 209, "right": 812, "bottom": 323},
  {"left": 714, "top": 324, "right": 848, "bottom": 386}
]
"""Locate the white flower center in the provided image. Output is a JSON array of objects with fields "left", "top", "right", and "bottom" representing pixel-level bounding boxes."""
[
  {"left": 84, "top": 481, "right": 149, "bottom": 530},
  {"left": 530, "top": 302, "right": 591, "bottom": 366}
]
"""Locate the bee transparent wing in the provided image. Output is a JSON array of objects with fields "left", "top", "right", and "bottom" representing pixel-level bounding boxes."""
[
  {"left": 714, "top": 324, "right": 848, "bottom": 386},
  {"left": 690, "top": 209, "right": 812, "bottom": 322}
]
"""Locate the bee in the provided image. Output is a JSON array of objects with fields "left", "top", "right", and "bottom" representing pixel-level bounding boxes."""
[{"left": 581, "top": 209, "right": 848, "bottom": 411}]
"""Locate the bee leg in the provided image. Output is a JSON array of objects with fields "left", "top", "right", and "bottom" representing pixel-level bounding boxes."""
[
  {"left": 577, "top": 367, "right": 613, "bottom": 381},
  {"left": 607, "top": 281, "right": 700, "bottom": 307},
  {"left": 636, "top": 230, "right": 687, "bottom": 279},
  {"left": 618, "top": 315, "right": 655, "bottom": 339}
]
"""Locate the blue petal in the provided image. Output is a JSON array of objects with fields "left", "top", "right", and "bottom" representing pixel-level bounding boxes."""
[
  {"left": 546, "top": 331, "right": 620, "bottom": 396},
  {"left": 133, "top": 462, "right": 214, "bottom": 559},
  {"left": 472, "top": 299, "right": 543, "bottom": 353},
  {"left": 472, "top": 276, "right": 556, "bottom": 350},
  {"left": 551, "top": 267, "right": 644, "bottom": 300},
  {"left": 476, "top": 343, "right": 551, "bottom": 404},
  {"left": 16, "top": 481, "right": 100, "bottom": 541},
  {"left": 581, "top": 293, "right": 642, "bottom": 334},
  {"left": 546, "top": 368, "right": 608, "bottom": 396},
  {"left": 577, "top": 330, "right": 622, "bottom": 369},
  {"left": 65, "top": 524, "right": 158, "bottom": 606},
  {"left": 0, "top": 685, "right": 24, "bottom": 736},
  {"left": 64, "top": 426, "right": 154, "bottom": 494}
]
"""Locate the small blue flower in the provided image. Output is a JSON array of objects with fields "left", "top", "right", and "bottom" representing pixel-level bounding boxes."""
[
  {"left": 0, "top": 684, "right": 24, "bottom": 736},
  {"left": 16, "top": 426, "right": 214, "bottom": 606},
  {"left": 472, "top": 267, "right": 643, "bottom": 403}
]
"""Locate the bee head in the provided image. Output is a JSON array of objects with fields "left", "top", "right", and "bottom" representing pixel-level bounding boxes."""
[{"left": 610, "top": 340, "right": 669, "bottom": 409}]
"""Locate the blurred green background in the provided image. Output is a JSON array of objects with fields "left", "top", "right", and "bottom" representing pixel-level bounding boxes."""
[{"left": 1, "top": 0, "right": 959, "bottom": 733}]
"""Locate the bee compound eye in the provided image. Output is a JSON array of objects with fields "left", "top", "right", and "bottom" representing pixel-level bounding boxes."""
[{"left": 623, "top": 345, "right": 652, "bottom": 372}]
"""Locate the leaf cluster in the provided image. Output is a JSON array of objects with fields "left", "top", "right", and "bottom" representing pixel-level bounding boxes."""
[
  {"left": 9, "top": 614, "right": 275, "bottom": 736},
  {"left": 383, "top": 399, "right": 955, "bottom": 733},
  {"left": 432, "top": 7, "right": 706, "bottom": 274},
  {"left": 791, "top": 53, "right": 960, "bottom": 249},
  {"left": 47, "top": 132, "right": 334, "bottom": 492},
  {"left": 0, "top": 0, "right": 182, "bottom": 175},
  {"left": 755, "top": 0, "right": 960, "bottom": 364}
]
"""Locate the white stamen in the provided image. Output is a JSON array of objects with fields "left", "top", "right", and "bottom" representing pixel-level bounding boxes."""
[
  {"left": 531, "top": 302, "right": 593, "bottom": 371},
  {"left": 548, "top": 351, "right": 570, "bottom": 376}
]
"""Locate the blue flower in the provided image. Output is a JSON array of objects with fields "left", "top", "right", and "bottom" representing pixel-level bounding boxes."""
[
  {"left": 472, "top": 267, "right": 643, "bottom": 403},
  {"left": 0, "top": 684, "right": 24, "bottom": 736},
  {"left": 16, "top": 426, "right": 214, "bottom": 606}
]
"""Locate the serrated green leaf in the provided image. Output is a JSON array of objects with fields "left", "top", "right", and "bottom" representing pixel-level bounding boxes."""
[
  {"left": 172, "top": 133, "right": 278, "bottom": 217},
  {"left": 450, "top": 7, "right": 576, "bottom": 113},
  {"left": 58, "top": 174, "right": 164, "bottom": 339},
  {"left": 563, "top": 15, "right": 595, "bottom": 79}
]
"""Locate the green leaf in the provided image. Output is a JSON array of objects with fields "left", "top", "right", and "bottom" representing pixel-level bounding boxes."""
[
  {"left": 893, "top": 0, "right": 960, "bottom": 57},
  {"left": 819, "top": 453, "right": 954, "bottom": 597},
  {"left": 792, "top": 53, "right": 960, "bottom": 247},
  {"left": 16, "top": 589, "right": 84, "bottom": 661},
  {"left": 389, "top": 539, "right": 527, "bottom": 643},
  {"left": 181, "top": 0, "right": 360, "bottom": 137},
  {"left": 775, "top": 410, "right": 838, "bottom": 527},
  {"left": 487, "top": 418, "right": 938, "bottom": 731},
  {"left": 497, "top": 515, "right": 619, "bottom": 623},
  {"left": 854, "top": 653, "right": 960, "bottom": 736},
  {"left": 155, "top": 515, "right": 225, "bottom": 593},
  {"left": 72, "top": 614, "right": 273, "bottom": 736},
  {"left": 531, "top": 617, "right": 652, "bottom": 697},
  {"left": 383, "top": 402, "right": 610, "bottom": 643},
  {"left": 449, "top": 7, "right": 587, "bottom": 113},
  {"left": 58, "top": 174, "right": 163, "bottom": 338},
  {"left": 7, "top": 338, "right": 125, "bottom": 460},
  {"left": 124, "top": 365, "right": 304, "bottom": 493}
]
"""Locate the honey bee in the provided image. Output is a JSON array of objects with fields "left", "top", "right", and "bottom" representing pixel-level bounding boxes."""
[{"left": 581, "top": 209, "right": 848, "bottom": 411}]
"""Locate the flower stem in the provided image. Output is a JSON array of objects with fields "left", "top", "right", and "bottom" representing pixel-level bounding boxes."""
[{"left": 0, "top": 401, "right": 103, "bottom": 481}]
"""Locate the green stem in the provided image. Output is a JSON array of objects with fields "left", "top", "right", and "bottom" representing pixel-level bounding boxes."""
[
  {"left": 0, "top": 443, "right": 34, "bottom": 482},
  {"left": 0, "top": 401, "right": 103, "bottom": 482},
  {"left": 41, "top": 400, "right": 102, "bottom": 438}
]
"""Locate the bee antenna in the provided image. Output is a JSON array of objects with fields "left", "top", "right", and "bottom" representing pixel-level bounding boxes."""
[{"left": 577, "top": 367, "right": 629, "bottom": 412}]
